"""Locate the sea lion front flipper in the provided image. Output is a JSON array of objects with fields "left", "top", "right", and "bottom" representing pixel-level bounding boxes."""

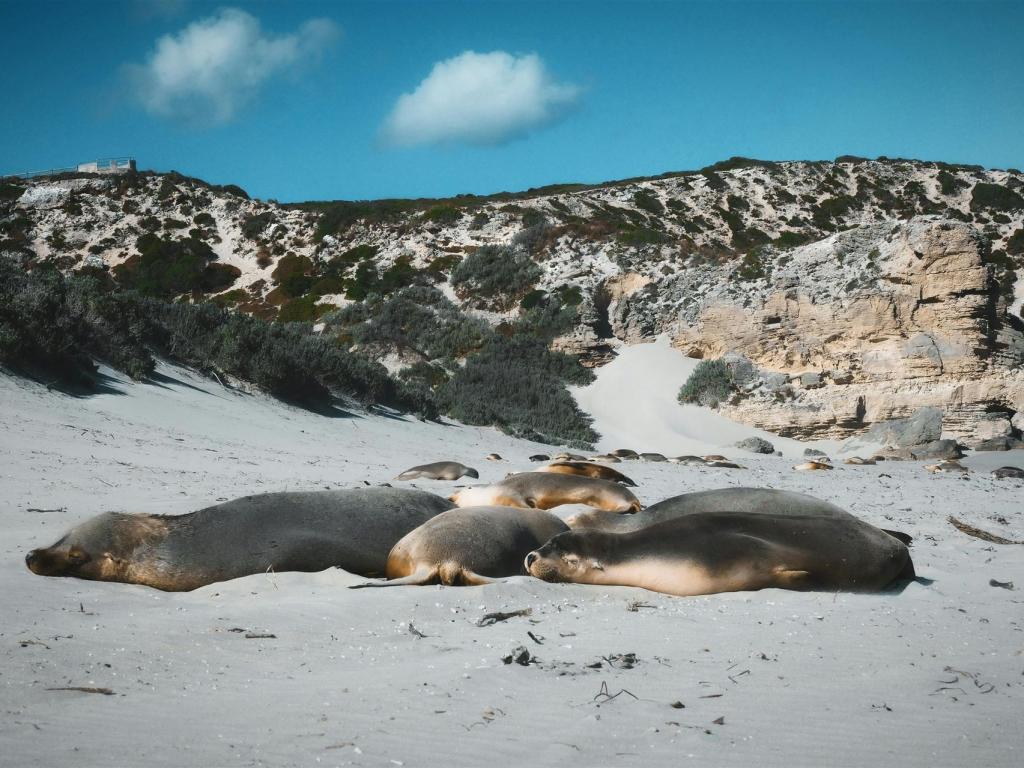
[
  {"left": 773, "top": 568, "right": 813, "bottom": 589},
  {"left": 349, "top": 566, "right": 438, "bottom": 588}
]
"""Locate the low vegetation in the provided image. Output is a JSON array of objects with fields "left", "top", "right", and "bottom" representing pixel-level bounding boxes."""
[
  {"left": 0, "top": 260, "right": 431, "bottom": 414},
  {"left": 678, "top": 359, "right": 735, "bottom": 408}
]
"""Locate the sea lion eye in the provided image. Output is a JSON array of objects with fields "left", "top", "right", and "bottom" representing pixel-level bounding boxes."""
[
  {"left": 562, "top": 555, "right": 580, "bottom": 567},
  {"left": 67, "top": 549, "right": 89, "bottom": 564}
]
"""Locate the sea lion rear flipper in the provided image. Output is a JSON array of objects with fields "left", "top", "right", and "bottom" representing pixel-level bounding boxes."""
[
  {"left": 349, "top": 566, "right": 438, "bottom": 588},
  {"left": 881, "top": 529, "right": 913, "bottom": 546},
  {"left": 620, "top": 478, "right": 638, "bottom": 487},
  {"left": 458, "top": 570, "right": 505, "bottom": 587},
  {"left": 774, "top": 569, "right": 813, "bottom": 589}
]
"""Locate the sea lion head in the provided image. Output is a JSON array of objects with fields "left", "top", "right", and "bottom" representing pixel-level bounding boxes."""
[
  {"left": 25, "top": 512, "right": 165, "bottom": 583},
  {"left": 525, "top": 530, "right": 607, "bottom": 583}
]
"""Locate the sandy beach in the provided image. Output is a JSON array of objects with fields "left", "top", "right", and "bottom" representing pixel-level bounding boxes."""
[{"left": 1, "top": 357, "right": 1022, "bottom": 768}]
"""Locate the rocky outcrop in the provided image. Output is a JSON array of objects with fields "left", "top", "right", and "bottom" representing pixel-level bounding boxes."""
[{"left": 666, "top": 218, "right": 1024, "bottom": 447}]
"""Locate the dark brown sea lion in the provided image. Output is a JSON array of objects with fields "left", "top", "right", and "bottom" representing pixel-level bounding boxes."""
[
  {"left": 526, "top": 511, "right": 914, "bottom": 597},
  {"left": 25, "top": 488, "right": 454, "bottom": 591},
  {"left": 448, "top": 472, "right": 641, "bottom": 512},
  {"left": 536, "top": 461, "right": 637, "bottom": 487},
  {"left": 352, "top": 506, "right": 568, "bottom": 587},
  {"left": 395, "top": 461, "right": 479, "bottom": 481},
  {"left": 567, "top": 487, "right": 853, "bottom": 533}
]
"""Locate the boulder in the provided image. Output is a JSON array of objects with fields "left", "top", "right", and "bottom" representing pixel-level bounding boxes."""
[
  {"left": 803, "top": 448, "right": 828, "bottom": 457},
  {"left": 909, "top": 440, "right": 964, "bottom": 460},
  {"left": 735, "top": 436, "right": 775, "bottom": 454}
]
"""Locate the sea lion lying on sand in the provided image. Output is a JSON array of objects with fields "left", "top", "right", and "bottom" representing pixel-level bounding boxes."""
[
  {"left": 449, "top": 472, "right": 642, "bottom": 513},
  {"left": 568, "top": 487, "right": 855, "bottom": 533},
  {"left": 536, "top": 461, "right": 637, "bottom": 487},
  {"left": 526, "top": 511, "right": 914, "bottom": 597},
  {"left": 352, "top": 506, "right": 568, "bottom": 587},
  {"left": 25, "top": 489, "right": 454, "bottom": 591},
  {"left": 396, "top": 461, "right": 479, "bottom": 481}
]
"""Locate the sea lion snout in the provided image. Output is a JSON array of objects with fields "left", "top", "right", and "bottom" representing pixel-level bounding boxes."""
[
  {"left": 25, "top": 550, "right": 40, "bottom": 572},
  {"left": 525, "top": 551, "right": 539, "bottom": 569}
]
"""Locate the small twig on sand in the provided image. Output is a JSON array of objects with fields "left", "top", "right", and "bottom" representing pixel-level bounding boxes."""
[
  {"left": 408, "top": 623, "right": 427, "bottom": 638},
  {"left": 948, "top": 516, "right": 1023, "bottom": 545},
  {"left": 593, "top": 681, "right": 638, "bottom": 704},
  {"left": 46, "top": 687, "right": 115, "bottom": 696},
  {"left": 476, "top": 608, "right": 532, "bottom": 627},
  {"left": 26, "top": 507, "right": 67, "bottom": 514},
  {"left": 526, "top": 631, "right": 544, "bottom": 645},
  {"left": 244, "top": 633, "right": 276, "bottom": 640},
  {"left": 19, "top": 639, "right": 51, "bottom": 649},
  {"left": 626, "top": 601, "right": 656, "bottom": 612}
]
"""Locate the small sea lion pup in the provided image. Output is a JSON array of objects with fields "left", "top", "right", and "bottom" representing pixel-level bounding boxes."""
[
  {"left": 793, "top": 460, "right": 833, "bottom": 471},
  {"left": 526, "top": 510, "right": 915, "bottom": 597},
  {"left": 395, "top": 461, "right": 479, "bottom": 481},
  {"left": 537, "top": 461, "right": 638, "bottom": 487},
  {"left": 449, "top": 472, "right": 641, "bottom": 512},
  {"left": 25, "top": 488, "right": 454, "bottom": 591},
  {"left": 568, "top": 487, "right": 855, "bottom": 533},
  {"left": 352, "top": 506, "right": 568, "bottom": 587}
]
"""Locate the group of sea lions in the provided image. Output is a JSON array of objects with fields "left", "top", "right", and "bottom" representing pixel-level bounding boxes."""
[{"left": 25, "top": 453, "right": 918, "bottom": 598}]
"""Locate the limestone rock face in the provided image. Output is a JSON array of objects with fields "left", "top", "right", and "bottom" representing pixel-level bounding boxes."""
[{"left": 665, "top": 218, "right": 1024, "bottom": 445}]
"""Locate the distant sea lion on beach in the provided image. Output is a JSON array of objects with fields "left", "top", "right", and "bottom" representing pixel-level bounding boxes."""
[
  {"left": 925, "top": 460, "right": 968, "bottom": 473},
  {"left": 845, "top": 457, "right": 877, "bottom": 466},
  {"left": 449, "top": 472, "right": 642, "bottom": 512},
  {"left": 536, "top": 461, "right": 638, "bottom": 487},
  {"left": 525, "top": 509, "right": 915, "bottom": 597},
  {"left": 991, "top": 466, "right": 1024, "bottom": 479},
  {"left": 25, "top": 489, "right": 454, "bottom": 591},
  {"left": 529, "top": 454, "right": 551, "bottom": 462},
  {"left": 793, "top": 460, "right": 833, "bottom": 471},
  {"left": 611, "top": 449, "right": 639, "bottom": 459},
  {"left": 395, "top": 461, "right": 479, "bottom": 481},
  {"left": 352, "top": 506, "right": 568, "bottom": 587},
  {"left": 485, "top": 453, "right": 503, "bottom": 461}
]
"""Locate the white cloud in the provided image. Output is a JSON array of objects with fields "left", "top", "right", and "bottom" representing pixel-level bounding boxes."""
[
  {"left": 128, "top": 8, "right": 338, "bottom": 126},
  {"left": 382, "top": 50, "right": 580, "bottom": 147}
]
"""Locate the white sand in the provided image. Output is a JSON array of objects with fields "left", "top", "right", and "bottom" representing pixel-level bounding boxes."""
[
  {"left": 571, "top": 336, "right": 836, "bottom": 457},
  {"left": 1, "top": 364, "right": 1023, "bottom": 767}
]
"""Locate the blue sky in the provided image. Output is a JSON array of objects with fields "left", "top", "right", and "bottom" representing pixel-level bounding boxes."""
[{"left": 1, "top": 1, "right": 1022, "bottom": 202}]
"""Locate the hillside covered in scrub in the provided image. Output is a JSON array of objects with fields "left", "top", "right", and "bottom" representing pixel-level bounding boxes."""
[{"left": 2, "top": 156, "right": 1023, "bottom": 447}]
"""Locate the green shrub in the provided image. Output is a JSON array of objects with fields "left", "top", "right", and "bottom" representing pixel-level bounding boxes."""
[
  {"left": 734, "top": 250, "right": 766, "bottom": 280},
  {"left": 616, "top": 227, "right": 667, "bottom": 247},
  {"left": 971, "top": 183, "right": 1024, "bottom": 212},
  {"left": 163, "top": 218, "right": 188, "bottom": 230},
  {"left": 0, "top": 183, "right": 23, "bottom": 201},
  {"left": 450, "top": 245, "right": 541, "bottom": 309},
  {"left": 0, "top": 260, "right": 432, "bottom": 414},
  {"left": 241, "top": 211, "right": 275, "bottom": 240},
  {"left": 424, "top": 205, "right": 461, "bottom": 225},
  {"left": 811, "top": 195, "right": 858, "bottom": 229},
  {"left": 678, "top": 359, "right": 735, "bottom": 407},
  {"left": 773, "top": 231, "right": 809, "bottom": 249},
  {"left": 1005, "top": 228, "right": 1024, "bottom": 256},
  {"left": 114, "top": 234, "right": 233, "bottom": 298},
  {"left": 632, "top": 190, "right": 664, "bottom": 216},
  {"left": 437, "top": 334, "right": 596, "bottom": 446},
  {"left": 277, "top": 295, "right": 334, "bottom": 323},
  {"left": 139, "top": 216, "right": 161, "bottom": 232},
  {"left": 194, "top": 212, "right": 216, "bottom": 227}
]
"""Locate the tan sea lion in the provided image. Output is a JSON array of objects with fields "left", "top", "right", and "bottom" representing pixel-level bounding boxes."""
[
  {"left": 552, "top": 452, "right": 587, "bottom": 461},
  {"left": 703, "top": 455, "right": 729, "bottom": 462},
  {"left": 485, "top": 453, "right": 503, "bottom": 461},
  {"left": 845, "top": 457, "right": 877, "bottom": 466},
  {"left": 449, "top": 472, "right": 642, "bottom": 512},
  {"left": 395, "top": 461, "right": 479, "bottom": 481},
  {"left": 588, "top": 454, "right": 621, "bottom": 463},
  {"left": 536, "top": 461, "right": 638, "bottom": 487},
  {"left": 351, "top": 506, "right": 568, "bottom": 587},
  {"left": 525, "top": 510, "right": 915, "bottom": 597},
  {"left": 611, "top": 449, "right": 639, "bottom": 459},
  {"left": 793, "top": 460, "right": 834, "bottom": 471},
  {"left": 24, "top": 489, "right": 455, "bottom": 591},
  {"left": 640, "top": 453, "right": 668, "bottom": 462},
  {"left": 925, "top": 460, "right": 968, "bottom": 473},
  {"left": 669, "top": 455, "right": 707, "bottom": 466},
  {"left": 567, "top": 487, "right": 855, "bottom": 533}
]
